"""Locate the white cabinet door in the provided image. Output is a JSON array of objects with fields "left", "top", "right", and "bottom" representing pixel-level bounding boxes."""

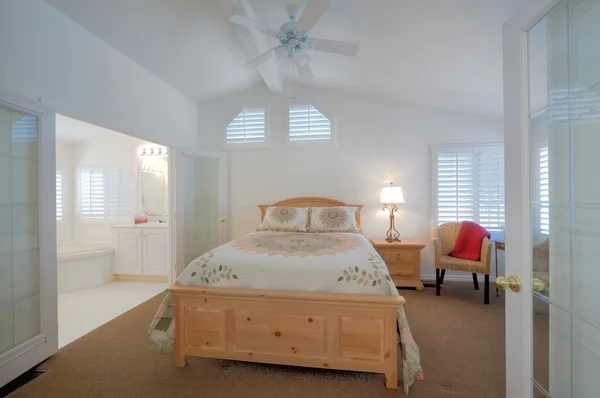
[
  {"left": 142, "top": 230, "right": 168, "bottom": 276},
  {"left": 114, "top": 229, "right": 142, "bottom": 275}
]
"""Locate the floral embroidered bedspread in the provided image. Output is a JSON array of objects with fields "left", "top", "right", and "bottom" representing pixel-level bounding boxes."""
[{"left": 148, "top": 231, "right": 423, "bottom": 393}]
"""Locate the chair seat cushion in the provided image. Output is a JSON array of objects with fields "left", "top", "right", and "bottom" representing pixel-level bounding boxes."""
[
  {"left": 438, "top": 256, "right": 487, "bottom": 273},
  {"left": 449, "top": 221, "right": 490, "bottom": 261}
]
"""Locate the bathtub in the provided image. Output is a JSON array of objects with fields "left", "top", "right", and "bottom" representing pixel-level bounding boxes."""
[{"left": 57, "top": 241, "right": 115, "bottom": 293}]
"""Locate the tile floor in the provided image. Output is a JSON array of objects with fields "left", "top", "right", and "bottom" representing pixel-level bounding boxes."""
[{"left": 58, "top": 281, "right": 167, "bottom": 348}]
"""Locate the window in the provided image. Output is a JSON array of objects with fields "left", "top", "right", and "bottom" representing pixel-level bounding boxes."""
[
  {"left": 226, "top": 108, "right": 266, "bottom": 146},
  {"left": 78, "top": 166, "right": 133, "bottom": 221},
  {"left": 433, "top": 144, "right": 505, "bottom": 233},
  {"left": 107, "top": 168, "right": 134, "bottom": 219},
  {"left": 288, "top": 104, "right": 332, "bottom": 143},
  {"left": 56, "top": 171, "right": 63, "bottom": 221},
  {"left": 549, "top": 88, "right": 600, "bottom": 124},
  {"left": 539, "top": 146, "right": 549, "bottom": 235}
]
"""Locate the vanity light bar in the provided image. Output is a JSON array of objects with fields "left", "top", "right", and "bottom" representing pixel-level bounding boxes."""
[
  {"left": 142, "top": 164, "right": 164, "bottom": 174},
  {"left": 138, "top": 147, "right": 168, "bottom": 156}
]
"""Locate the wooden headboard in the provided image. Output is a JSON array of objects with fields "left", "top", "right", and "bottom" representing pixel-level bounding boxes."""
[{"left": 258, "top": 197, "right": 364, "bottom": 225}]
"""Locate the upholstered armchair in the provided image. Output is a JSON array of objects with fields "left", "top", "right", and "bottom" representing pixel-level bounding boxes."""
[
  {"left": 433, "top": 222, "right": 492, "bottom": 305},
  {"left": 532, "top": 238, "right": 549, "bottom": 289}
]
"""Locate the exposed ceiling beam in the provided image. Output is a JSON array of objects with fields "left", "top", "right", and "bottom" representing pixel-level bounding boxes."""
[{"left": 217, "top": 0, "right": 283, "bottom": 94}]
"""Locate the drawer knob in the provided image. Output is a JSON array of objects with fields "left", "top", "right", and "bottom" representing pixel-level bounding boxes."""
[{"left": 275, "top": 331, "right": 281, "bottom": 337}]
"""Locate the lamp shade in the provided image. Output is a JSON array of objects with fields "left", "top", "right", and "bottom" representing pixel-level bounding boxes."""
[{"left": 380, "top": 184, "right": 406, "bottom": 204}]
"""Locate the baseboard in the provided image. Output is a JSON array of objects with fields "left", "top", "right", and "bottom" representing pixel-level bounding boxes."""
[
  {"left": 114, "top": 274, "right": 168, "bottom": 283},
  {"left": 421, "top": 274, "right": 497, "bottom": 283}
]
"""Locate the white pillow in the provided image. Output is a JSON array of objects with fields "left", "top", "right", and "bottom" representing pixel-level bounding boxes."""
[
  {"left": 308, "top": 206, "right": 362, "bottom": 233},
  {"left": 257, "top": 206, "right": 309, "bottom": 232}
]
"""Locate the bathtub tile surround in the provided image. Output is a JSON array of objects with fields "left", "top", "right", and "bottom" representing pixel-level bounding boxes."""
[
  {"left": 58, "top": 281, "right": 167, "bottom": 347},
  {"left": 57, "top": 241, "right": 114, "bottom": 293}
]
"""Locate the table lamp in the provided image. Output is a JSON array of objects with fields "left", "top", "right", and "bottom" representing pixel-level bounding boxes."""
[{"left": 380, "top": 182, "right": 406, "bottom": 242}]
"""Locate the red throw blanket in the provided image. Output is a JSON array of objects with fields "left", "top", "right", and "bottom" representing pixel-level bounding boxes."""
[{"left": 449, "top": 221, "right": 490, "bottom": 261}]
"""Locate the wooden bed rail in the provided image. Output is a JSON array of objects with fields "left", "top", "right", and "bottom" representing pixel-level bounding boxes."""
[{"left": 168, "top": 285, "right": 405, "bottom": 307}]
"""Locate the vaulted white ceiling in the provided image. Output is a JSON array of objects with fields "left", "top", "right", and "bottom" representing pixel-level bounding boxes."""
[{"left": 45, "top": 0, "right": 522, "bottom": 116}]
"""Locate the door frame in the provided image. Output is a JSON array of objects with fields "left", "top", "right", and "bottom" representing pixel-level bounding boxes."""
[
  {"left": 503, "top": 0, "right": 561, "bottom": 396},
  {"left": 168, "top": 148, "right": 227, "bottom": 282},
  {"left": 0, "top": 89, "right": 57, "bottom": 387}
]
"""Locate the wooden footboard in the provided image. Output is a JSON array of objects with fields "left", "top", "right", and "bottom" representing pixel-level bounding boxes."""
[{"left": 167, "top": 285, "right": 404, "bottom": 388}]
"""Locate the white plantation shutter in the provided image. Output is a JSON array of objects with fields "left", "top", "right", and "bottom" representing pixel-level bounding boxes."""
[
  {"left": 11, "top": 114, "right": 37, "bottom": 142},
  {"left": 79, "top": 167, "right": 105, "bottom": 219},
  {"left": 107, "top": 167, "right": 134, "bottom": 219},
  {"left": 288, "top": 104, "right": 331, "bottom": 141},
  {"left": 476, "top": 146, "right": 505, "bottom": 231},
  {"left": 226, "top": 108, "right": 265, "bottom": 144},
  {"left": 78, "top": 166, "right": 134, "bottom": 220},
  {"left": 539, "top": 146, "right": 549, "bottom": 235},
  {"left": 56, "top": 171, "right": 63, "bottom": 221},
  {"left": 435, "top": 149, "right": 475, "bottom": 225},
  {"left": 549, "top": 87, "right": 600, "bottom": 124},
  {"left": 434, "top": 144, "right": 505, "bottom": 232}
]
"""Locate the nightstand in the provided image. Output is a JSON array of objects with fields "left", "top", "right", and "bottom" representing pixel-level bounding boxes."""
[{"left": 369, "top": 238, "right": 426, "bottom": 291}]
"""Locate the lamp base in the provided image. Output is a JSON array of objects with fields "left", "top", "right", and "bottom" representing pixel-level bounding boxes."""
[{"left": 385, "top": 237, "right": 401, "bottom": 243}]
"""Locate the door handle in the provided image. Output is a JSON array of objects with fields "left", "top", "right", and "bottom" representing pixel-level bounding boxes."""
[
  {"left": 496, "top": 275, "right": 522, "bottom": 293},
  {"left": 532, "top": 278, "right": 546, "bottom": 292},
  {"left": 220, "top": 219, "right": 226, "bottom": 223}
]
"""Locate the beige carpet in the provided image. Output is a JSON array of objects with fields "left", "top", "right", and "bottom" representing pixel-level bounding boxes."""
[{"left": 10, "top": 282, "right": 505, "bottom": 398}]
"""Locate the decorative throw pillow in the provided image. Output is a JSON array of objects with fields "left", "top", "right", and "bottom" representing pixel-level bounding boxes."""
[
  {"left": 308, "top": 206, "right": 361, "bottom": 233},
  {"left": 257, "top": 206, "right": 309, "bottom": 232}
]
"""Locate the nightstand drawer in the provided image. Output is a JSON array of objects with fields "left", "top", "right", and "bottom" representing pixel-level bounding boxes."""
[
  {"left": 390, "top": 269, "right": 415, "bottom": 277},
  {"left": 379, "top": 249, "right": 417, "bottom": 266}
]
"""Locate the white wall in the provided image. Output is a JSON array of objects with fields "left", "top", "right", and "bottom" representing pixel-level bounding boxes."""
[
  {"left": 56, "top": 141, "right": 75, "bottom": 243},
  {"left": 199, "top": 85, "right": 504, "bottom": 279},
  {"left": 0, "top": 0, "right": 199, "bottom": 148}
]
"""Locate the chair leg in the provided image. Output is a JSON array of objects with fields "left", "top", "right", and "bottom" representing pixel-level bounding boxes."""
[
  {"left": 440, "top": 269, "right": 446, "bottom": 284},
  {"left": 472, "top": 273, "right": 479, "bottom": 290},
  {"left": 436, "top": 269, "right": 441, "bottom": 296},
  {"left": 484, "top": 274, "right": 490, "bottom": 305}
]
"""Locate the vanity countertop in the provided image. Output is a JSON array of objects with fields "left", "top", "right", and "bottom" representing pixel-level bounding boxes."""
[{"left": 113, "top": 223, "right": 168, "bottom": 229}]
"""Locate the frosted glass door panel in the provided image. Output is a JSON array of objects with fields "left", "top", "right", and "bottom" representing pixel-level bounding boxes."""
[
  {"left": 182, "top": 155, "right": 220, "bottom": 268},
  {"left": 0, "top": 105, "right": 40, "bottom": 356},
  {"left": 527, "top": 0, "right": 600, "bottom": 396}
]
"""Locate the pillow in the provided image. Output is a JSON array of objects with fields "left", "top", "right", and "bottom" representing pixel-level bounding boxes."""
[
  {"left": 448, "top": 221, "right": 490, "bottom": 261},
  {"left": 308, "top": 206, "right": 361, "bottom": 233},
  {"left": 257, "top": 206, "right": 309, "bottom": 232}
]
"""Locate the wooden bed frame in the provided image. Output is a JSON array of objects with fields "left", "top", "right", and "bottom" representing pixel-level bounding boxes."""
[{"left": 167, "top": 197, "right": 404, "bottom": 388}]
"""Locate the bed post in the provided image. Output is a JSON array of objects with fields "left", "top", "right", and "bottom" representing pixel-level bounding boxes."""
[
  {"left": 173, "top": 296, "right": 187, "bottom": 368},
  {"left": 384, "top": 310, "right": 398, "bottom": 388}
]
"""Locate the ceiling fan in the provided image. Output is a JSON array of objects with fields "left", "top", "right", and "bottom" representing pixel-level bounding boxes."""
[{"left": 227, "top": 0, "right": 359, "bottom": 79}]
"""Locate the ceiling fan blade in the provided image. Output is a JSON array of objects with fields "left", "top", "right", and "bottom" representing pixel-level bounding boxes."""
[
  {"left": 295, "top": 58, "right": 314, "bottom": 80},
  {"left": 229, "top": 14, "right": 279, "bottom": 37},
  {"left": 310, "top": 38, "right": 359, "bottom": 56},
  {"left": 217, "top": 0, "right": 239, "bottom": 16},
  {"left": 243, "top": 46, "right": 284, "bottom": 68},
  {"left": 296, "top": 0, "right": 331, "bottom": 33}
]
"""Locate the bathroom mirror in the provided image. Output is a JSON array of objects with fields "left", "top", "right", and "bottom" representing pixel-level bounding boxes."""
[{"left": 140, "top": 155, "right": 167, "bottom": 215}]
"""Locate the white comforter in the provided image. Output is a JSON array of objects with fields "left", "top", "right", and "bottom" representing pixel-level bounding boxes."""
[{"left": 178, "top": 230, "right": 398, "bottom": 295}]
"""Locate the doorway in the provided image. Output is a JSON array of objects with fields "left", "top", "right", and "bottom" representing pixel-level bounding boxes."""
[{"left": 55, "top": 114, "right": 169, "bottom": 347}]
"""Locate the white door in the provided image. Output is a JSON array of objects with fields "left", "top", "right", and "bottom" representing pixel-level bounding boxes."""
[
  {"left": 504, "top": 0, "right": 600, "bottom": 396},
  {"left": 170, "top": 149, "right": 227, "bottom": 280},
  {"left": 142, "top": 229, "right": 168, "bottom": 276},
  {"left": 0, "top": 90, "right": 57, "bottom": 387}
]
